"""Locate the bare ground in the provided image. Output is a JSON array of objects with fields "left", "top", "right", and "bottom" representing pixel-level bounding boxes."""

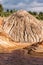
[{"left": 0, "top": 49, "right": 43, "bottom": 65}]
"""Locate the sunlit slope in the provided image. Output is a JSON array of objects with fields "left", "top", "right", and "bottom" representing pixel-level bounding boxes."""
[
  {"left": 0, "top": 32, "right": 31, "bottom": 53},
  {"left": 3, "top": 10, "right": 43, "bottom": 43}
]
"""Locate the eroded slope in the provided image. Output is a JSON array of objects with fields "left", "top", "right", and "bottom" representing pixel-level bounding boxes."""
[{"left": 3, "top": 10, "right": 43, "bottom": 43}]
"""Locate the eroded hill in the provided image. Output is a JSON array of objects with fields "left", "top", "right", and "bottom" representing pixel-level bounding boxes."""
[
  {"left": 0, "top": 10, "right": 43, "bottom": 53},
  {"left": 3, "top": 10, "right": 43, "bottom": 43}
]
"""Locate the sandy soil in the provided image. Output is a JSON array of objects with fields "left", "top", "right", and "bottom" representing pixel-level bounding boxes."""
[{"left": 0, "top": 31, "right": 32, "bottom": 53}]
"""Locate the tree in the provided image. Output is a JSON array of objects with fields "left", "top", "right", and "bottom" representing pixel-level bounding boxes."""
[
  {"left": 28, "top": 11, "right": 37, "bottom": 16},
  {"left": 28, "top": 11, "right": 33, "bottom": 14},
  {"left": 0, "top": 4, "right": 3, "bottom": 16},
  {"left": 6, "top": 9, "right": 9, "bottom": 12},
  {"left": 38, "top": 12, "right": 43, "bottom": 20},
  {"left": 39, "top": 12, "right": 43, "bottom": 16},
  {"left": 0, "top": 4, "right": 3, "bottom": 12},
  {"left": 32, "top": 12, "right": 37, "bottom": 15},
  {"left": 10, "top": 10, "right": 13, "bottom": 13}
]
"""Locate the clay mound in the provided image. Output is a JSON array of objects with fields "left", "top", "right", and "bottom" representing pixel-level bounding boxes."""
[
  {"left": 3, "top": 10, "right": 43, "bottom": 43},
  {"left": 0, "top": 31, "right": 31, "bottom": 53}
]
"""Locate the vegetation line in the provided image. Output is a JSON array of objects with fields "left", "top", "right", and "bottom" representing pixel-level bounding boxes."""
[{"left": 0, "top": 4, "right": 43, "bottom": 20}]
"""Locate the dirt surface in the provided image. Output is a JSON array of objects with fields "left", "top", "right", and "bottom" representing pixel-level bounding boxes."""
[{"left": 0, "top": 49, "right": 43, "bottom": 65}]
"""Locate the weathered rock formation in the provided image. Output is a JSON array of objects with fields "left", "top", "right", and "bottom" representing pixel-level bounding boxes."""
[{"left": 3, "top": 10, "right": 43, "bottom": 43}]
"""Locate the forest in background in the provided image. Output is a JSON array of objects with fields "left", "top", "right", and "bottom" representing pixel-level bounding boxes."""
[{"left": 0, "top": 4, "right": 43, "bottom": 20}]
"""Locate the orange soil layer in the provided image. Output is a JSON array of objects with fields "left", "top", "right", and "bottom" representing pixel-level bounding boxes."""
[{"left": 0, "top": 31, "right": 32, "bottom": 53}]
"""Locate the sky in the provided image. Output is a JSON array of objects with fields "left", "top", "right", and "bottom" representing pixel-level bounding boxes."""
[{"left": 0, "top": 0, "right": 43, "bottom": 12}]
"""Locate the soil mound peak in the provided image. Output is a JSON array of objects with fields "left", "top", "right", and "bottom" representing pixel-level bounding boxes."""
[{"left": 3, "top": 10, "right": 43, "bottom": 43}]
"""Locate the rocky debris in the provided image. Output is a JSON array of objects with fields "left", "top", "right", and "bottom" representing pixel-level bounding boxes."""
[
  {"left": 3, "top": 10, "right": 43, "bottom": 43},
  {"left": 24, "top": 41, "right": 43, "bottom": 53}
]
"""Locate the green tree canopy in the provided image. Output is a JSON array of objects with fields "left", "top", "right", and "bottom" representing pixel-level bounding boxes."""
[{"left": 0, "top": 4, "right": 3, "bottom": 12}]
